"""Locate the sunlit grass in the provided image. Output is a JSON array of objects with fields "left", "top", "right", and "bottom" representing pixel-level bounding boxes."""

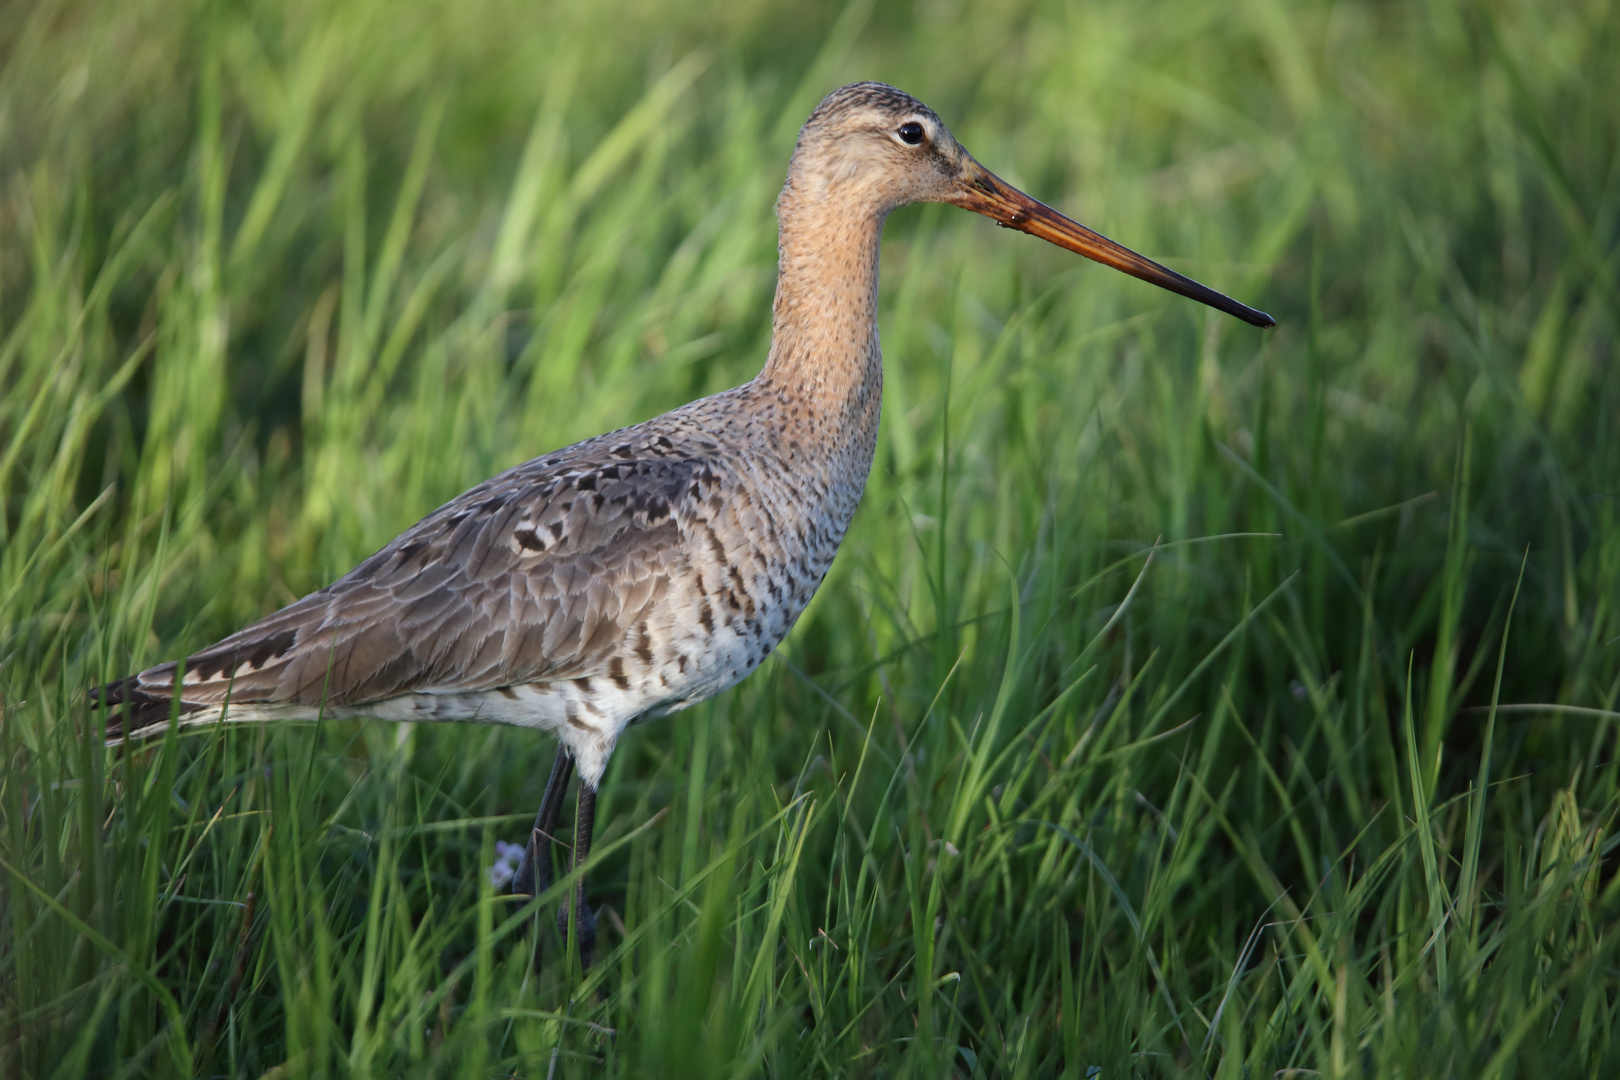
[{"left": 2, "top": 0, "right": 1618, "bottom": 1075}]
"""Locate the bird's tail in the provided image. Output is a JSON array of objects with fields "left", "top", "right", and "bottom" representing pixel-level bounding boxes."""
[
  {"left": 90, "top": 669, "right": 208, "bottom": 741},
  {"left": 90, "top": 674, "right": 329, "bottom": 744}
]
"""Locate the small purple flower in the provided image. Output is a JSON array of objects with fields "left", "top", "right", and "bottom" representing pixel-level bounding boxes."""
[{"left": 488, "top": 840, "right": 525, "bottom": 889}]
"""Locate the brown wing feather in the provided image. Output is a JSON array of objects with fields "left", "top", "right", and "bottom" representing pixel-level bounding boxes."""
[{"left": 97, "top": 430, "right": 709, "bottom": 736}]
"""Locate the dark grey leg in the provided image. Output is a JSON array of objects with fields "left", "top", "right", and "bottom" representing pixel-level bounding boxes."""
[
  {"left": 557, "top": 780, "right": 598, "bottom": 967},
  {"left": 512, "top": 746, "right": 573, "bottom": 902}
]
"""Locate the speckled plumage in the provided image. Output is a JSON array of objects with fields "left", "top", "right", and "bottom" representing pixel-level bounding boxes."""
[{"left": 102, "top": 374, "right": 874, "bottom": 783}]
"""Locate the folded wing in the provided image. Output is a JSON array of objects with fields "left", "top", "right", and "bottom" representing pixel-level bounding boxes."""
[{"left": 96, "top": 439, "right": 707, "bottom": 738}]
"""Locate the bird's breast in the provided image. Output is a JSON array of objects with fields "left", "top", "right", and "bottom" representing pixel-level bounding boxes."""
[
  {"left": 645, "top": 441, "right": 868, "bottom": 710},
  {"left": 475, "top": 381, "right": 881, "bottom": 752}
]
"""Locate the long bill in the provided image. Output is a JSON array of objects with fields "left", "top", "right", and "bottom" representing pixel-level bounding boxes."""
[{"left": 949, "top": 159, "right": 1276, "bottom": 329}]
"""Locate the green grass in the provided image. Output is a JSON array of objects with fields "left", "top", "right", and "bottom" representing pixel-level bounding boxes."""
[{"left": 3, "top": 0, "right": 1619, "bottom": 1075}]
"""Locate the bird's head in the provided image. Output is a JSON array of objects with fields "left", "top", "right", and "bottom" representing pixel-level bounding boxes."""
[
  {"left": 785, "top": 83, "right": 972, "bottom": 212},
  {"left": 786, "top": 82, "right": 1275, "bottom": 328}
]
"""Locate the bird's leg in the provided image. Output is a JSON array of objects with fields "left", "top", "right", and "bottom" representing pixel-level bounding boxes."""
[
  {"left": 557, "top": 780, "right": 599, "bottom": 967},
  {"left": 512, "top": 746, "right": 573, "bottom": 903}
]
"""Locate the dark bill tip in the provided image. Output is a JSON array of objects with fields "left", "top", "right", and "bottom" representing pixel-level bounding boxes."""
[{"left": 952, "top": 162, "right": 1275, "bottom": 329}]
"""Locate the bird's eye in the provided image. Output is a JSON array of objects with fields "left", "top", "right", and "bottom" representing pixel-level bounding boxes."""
[{"left": 897, "top": 121, "right": 925, "bottom": 146}]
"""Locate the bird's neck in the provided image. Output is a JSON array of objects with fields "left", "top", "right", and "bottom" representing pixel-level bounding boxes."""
[{"left": 756, "top": 197, "right": 886, "bottom": 450}]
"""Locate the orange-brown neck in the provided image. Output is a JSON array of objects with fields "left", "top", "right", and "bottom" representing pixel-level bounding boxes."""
[{"left": 757, "top": 194, "right": 886, "bottom": 451}]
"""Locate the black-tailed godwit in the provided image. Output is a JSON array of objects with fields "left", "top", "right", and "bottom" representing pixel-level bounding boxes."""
[{"left": 97, "top": 82, "right": 1273, "bottom": 966}]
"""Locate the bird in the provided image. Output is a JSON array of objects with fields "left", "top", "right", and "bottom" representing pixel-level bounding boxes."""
[{"left": 94, "top": 82, "right": 1273, "bottom": 967}]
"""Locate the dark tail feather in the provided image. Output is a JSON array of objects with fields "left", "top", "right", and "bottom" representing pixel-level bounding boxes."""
[{"left": 89, "top": 673, "right": 205, "bottom": 740}]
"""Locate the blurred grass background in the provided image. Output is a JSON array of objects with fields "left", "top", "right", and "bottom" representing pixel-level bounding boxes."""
[{"left": 2, "top": 0, "right": 1618, "bottom": 1075}]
